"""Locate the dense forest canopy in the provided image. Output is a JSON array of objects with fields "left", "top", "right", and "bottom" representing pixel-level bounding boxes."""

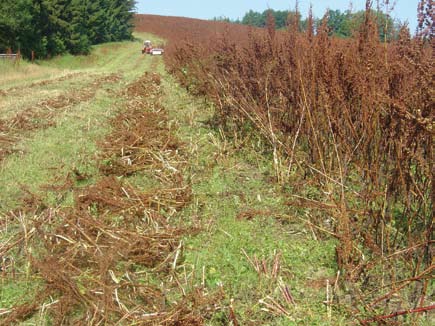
[
  {"left": 214, "top": 8, "right": 403, "bottom": 41},
  {"left": 0, "top": 0, "right": 136, "bottom": 59}
]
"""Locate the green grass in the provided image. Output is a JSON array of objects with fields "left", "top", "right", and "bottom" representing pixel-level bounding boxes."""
[
  {"left": 0, "top": 94, "right": 115, "bottom": 209},
  {"left": 40, "top": 32, "right": 165, "bottom": 79},
  {"left": 0, "top": 59, "right": 24, "bottom": 74},
  {"left": 0, "top": 35, "right": 159, "bottom": 210},
  {"left": 0, "top": 34, "right": 158, "bottom": 91},
  {"left": 0, "top": 59, "right": 59, "bottom": 90},
  {"left": 0, "top": 279, "right": 42, "bottom": 309}
]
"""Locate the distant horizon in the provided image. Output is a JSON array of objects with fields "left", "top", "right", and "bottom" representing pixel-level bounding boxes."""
[{"left": 136, "top": 1, "right": 421, "bottom": 34}]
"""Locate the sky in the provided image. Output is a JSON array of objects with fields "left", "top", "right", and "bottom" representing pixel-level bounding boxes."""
[{"left": 136, "top": 1, "right": 421, "bottom": 32}]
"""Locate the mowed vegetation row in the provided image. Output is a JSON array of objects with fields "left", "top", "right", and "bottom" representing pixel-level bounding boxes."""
[
  {"left": 0, "top": 39, "right": 155, "bottom": 208},
  {"left": 0, "top": 36, "right": 195, "bottom": 323},
  {"left": 2, "top": 34, "right": 341, "bottom": 325},
  {"left": 135, "top": 0, "right": 434, "bottom": 324}
]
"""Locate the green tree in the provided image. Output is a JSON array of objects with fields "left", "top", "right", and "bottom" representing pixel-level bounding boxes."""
[
  {"left": 106, "top": 0, "right": 136, "bottom": 41},
  {"left": 239, "top": 8, "right": 400, "bottom": 41},
  {"left": 349, "top": 10, "right": 397, "bottom": 42},
  {"left": 69, "top": 0, "right": 91, "bottom": 54},
  {"left": 0, "top": 0, "right": 36, "bottom": 54},
  {"left": 327, "top": 9, "right": 353, "bottom": 38},
  {"left": 242, "top": 10, "right": 264, "bottom": 27},
  {"left": 85, "top": 0, "right": 109, "bottom": 44},
  {"left": 42, "top": 0, "right": 71, "bottom": 56},
  {"left": 0, "top": 0, "right": 136, "bottom": 59},
  {"left": 273, "top": 10, "right": 289, "bottom": 29},
  {"left": 212, "top": 16, "right": 231, "bottom": 23}
]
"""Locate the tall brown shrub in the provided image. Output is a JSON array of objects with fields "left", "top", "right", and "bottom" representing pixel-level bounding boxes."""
[{"left": 135, "top": 4, "right": 434, "bottom": 320}]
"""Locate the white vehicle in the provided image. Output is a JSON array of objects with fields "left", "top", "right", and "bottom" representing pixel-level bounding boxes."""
[{"left": 150, "top": 48, "right": 164, "bottom": 55}]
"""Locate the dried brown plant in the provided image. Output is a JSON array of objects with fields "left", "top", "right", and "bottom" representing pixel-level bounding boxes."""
[{"left": 135, "top": 2, "right": 434, "bottom": 321}]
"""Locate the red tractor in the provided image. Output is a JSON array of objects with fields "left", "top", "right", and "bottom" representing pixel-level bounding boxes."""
[
  {"left": 142, "top": 40, "right": 164, "bottom": 55},
  {"left": 142, "top": 40, "right": 152, "bottom": 54}
]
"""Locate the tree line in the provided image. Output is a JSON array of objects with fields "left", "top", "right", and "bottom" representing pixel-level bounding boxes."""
[
  {"left": 0, "top": 0, "right": 136, "bottom": 59},
  {"left": 214, "top": 8, "right": 402, "bottom": 41}
]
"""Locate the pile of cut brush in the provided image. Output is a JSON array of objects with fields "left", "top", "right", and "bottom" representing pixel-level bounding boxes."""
[{"left": 0, "top": 72, "right": 222, "bottom": 325}]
